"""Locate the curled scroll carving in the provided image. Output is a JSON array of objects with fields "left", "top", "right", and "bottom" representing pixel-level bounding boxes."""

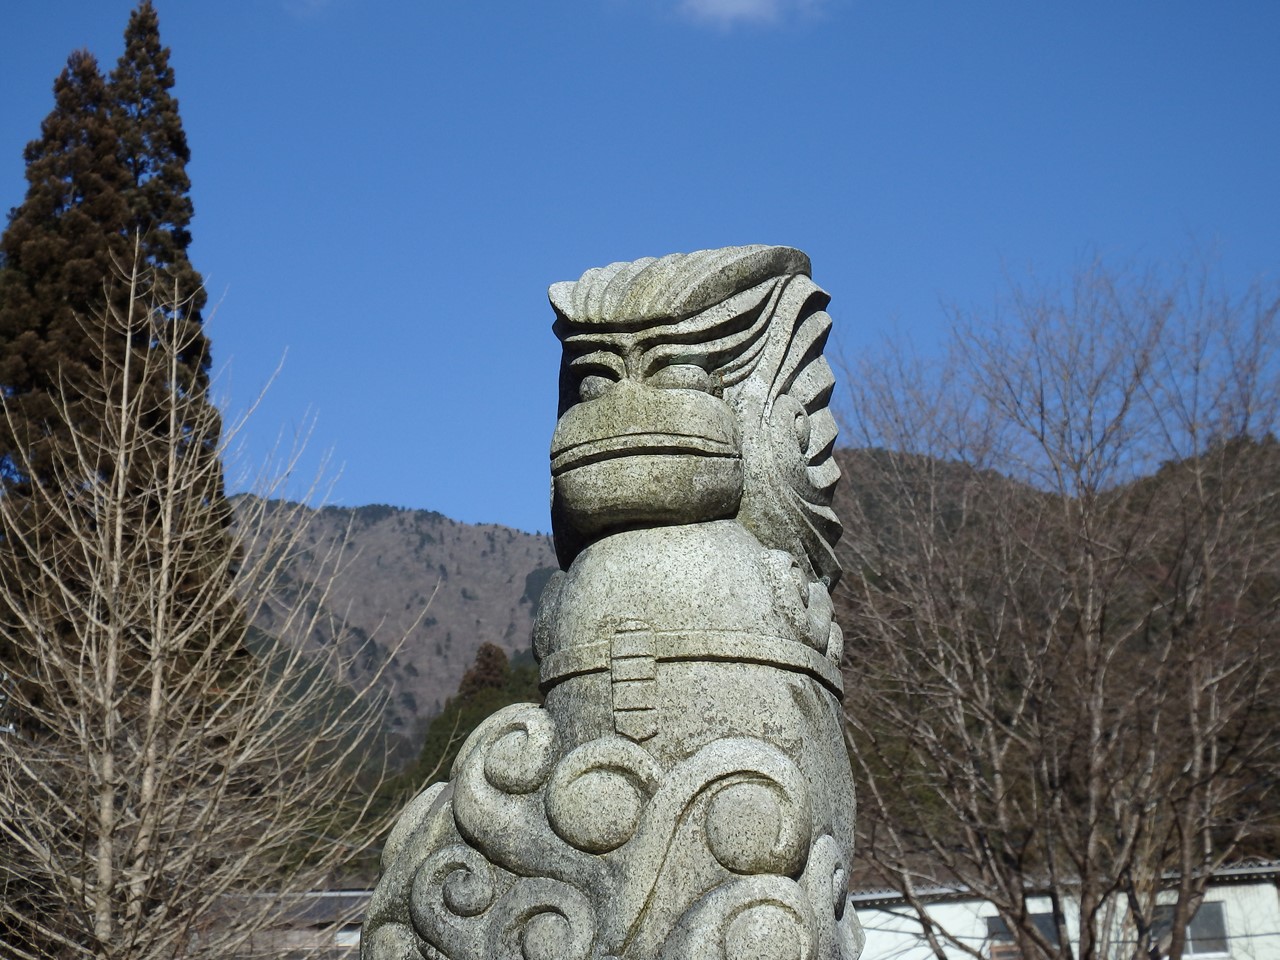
[
  {"left": 410, "top": 844, "right": 499, "bottom": 959},
  {"left": 364, "top": 247, "right": 860, "bottom": 960},
  {"left": 486, "top": 878, "right": 596, "bottom": 960},
  {"left": 661, "top": 875, "right": 817, "bottom": 960},
  {"left": 544, "top": 736, "right": 662, "bottom": 854}
]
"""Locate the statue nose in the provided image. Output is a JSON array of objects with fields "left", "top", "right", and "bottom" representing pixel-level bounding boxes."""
[{"left": 611, "top": 376, "right": 646, "bottom": 396}]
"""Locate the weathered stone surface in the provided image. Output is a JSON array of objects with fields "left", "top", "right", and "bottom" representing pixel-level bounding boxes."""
[{"left": 363, "top": 245, "right": 862, "bottom": 960}]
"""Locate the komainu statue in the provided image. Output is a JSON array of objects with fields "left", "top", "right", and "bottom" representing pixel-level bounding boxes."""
[{"left": 363, "top": 245, "right": 862, "bottom": 960}]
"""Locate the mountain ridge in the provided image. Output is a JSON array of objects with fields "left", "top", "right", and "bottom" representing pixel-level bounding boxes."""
[{"left": 235, "top": 496, "right": 558, "bottom": 764}]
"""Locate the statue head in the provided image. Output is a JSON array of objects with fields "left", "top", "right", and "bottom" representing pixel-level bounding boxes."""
[{"left": 548, "top": 244, "right": 843, "bottom": 584}]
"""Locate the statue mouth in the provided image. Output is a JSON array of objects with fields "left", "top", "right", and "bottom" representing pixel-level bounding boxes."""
[
  {"left": 549, "top": 380, "right": 742, "bottom": 482},
  {"left": 551, "top": 432, "right": 739, "bottom": 476}
]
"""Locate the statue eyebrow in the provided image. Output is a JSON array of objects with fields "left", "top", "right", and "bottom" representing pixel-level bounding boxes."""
[
  {"left": 567, "top": 350, "right": 625, "bottom": 379},
  {"left": 638, "top": 310, "right": 772, "bottom": 380}
]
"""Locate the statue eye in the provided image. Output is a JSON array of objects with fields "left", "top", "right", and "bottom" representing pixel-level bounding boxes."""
[
  {"left": 649, "top": 364, "right": 715, "bottom": 394},
  {"left": 579, "top": 374, "right": 615, "bottom": 401}
]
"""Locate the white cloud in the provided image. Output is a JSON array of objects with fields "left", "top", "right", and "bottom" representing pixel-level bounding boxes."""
[{"left": 676, "top": 0, "right": 821, "bottom": 26}]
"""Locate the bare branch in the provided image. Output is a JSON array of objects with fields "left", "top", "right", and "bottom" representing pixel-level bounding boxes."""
[
  {"left": 838, "top": 260, "right": 1280, "bottom": 960},
  {"left": 0, "top": 257, "right": 402, "bottom": 959}
]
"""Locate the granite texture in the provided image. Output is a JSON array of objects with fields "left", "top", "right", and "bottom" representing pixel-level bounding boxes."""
[{"left": 363, "top": 245, "right": 861, "bottom": 960}]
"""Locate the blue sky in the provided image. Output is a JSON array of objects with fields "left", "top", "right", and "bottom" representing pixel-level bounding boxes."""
[{"left": 3, "top": 1, "right": 1278, "bottom": 534}]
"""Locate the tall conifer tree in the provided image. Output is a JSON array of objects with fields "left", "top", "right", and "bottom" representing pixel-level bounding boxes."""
[
  {"left": 0, "top": 2, "right": 211, "bottom": 489},
  {"left": 109, "top": 0, "right": 209, "bottom": 385},
  {"left": 0, "top": 51, "right": 130, "bottom": 734},
  {"left": 0, "top": 50, "right": 130, "bottom": 490},
  {"left": 0, "top": 4, "right": 236, "bottom": 738},
  {"left": 104, "top": 1, "right": 225, "bottom": 518}
]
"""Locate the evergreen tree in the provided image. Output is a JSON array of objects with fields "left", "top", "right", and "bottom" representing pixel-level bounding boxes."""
[
  {"left": 105, "top": 0, "right": 226, "bottom": 542},
  {"left": 0, "top": 4, "right": 234, "bottom": 739},
  {"left": 0, "top": 2, "right": 210, "bottom": 492},
  {"left": 109, "top": 0, "right": 207, "bottom": 352},
  {"left": 401, "top": 644, "right": 542, "bottom": 792},
  {"left": 0, "top": 51, "right": 130, "bottom": 734},
  {"left": 0, "top": 49, "right": 130, "bottom": 490}
]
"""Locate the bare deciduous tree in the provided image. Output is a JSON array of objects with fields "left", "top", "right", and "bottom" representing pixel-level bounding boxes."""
[
  {"left": 0, "top": 259, "right": 395, "bottom": 959},
  {"left": 837, "top": 262, "right": 1280, "bottom": 960}
]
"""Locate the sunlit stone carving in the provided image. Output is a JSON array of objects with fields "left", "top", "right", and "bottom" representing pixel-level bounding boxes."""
[{"left": 363, "top": 245, "right": 862, "bottom": 960}]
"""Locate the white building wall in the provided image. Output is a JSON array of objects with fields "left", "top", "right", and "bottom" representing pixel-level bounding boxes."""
[
  {"left": 857, "top": 899, "right": 989, "bottom": 960},
  {"left": 1187, "top": 884, "right": 1280, "bottom": 960},
  {"left": 855, "top": 882, "right": 1279, "bottom": 960}
]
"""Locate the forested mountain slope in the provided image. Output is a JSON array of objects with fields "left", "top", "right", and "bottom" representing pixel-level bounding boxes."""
[{"left": 238, "top": 498, "right": 558, "bottom": 762}]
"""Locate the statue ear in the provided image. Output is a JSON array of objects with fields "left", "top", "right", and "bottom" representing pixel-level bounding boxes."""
[{"left": 732, "top": 276, "right": 843, "bottom": 585}]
